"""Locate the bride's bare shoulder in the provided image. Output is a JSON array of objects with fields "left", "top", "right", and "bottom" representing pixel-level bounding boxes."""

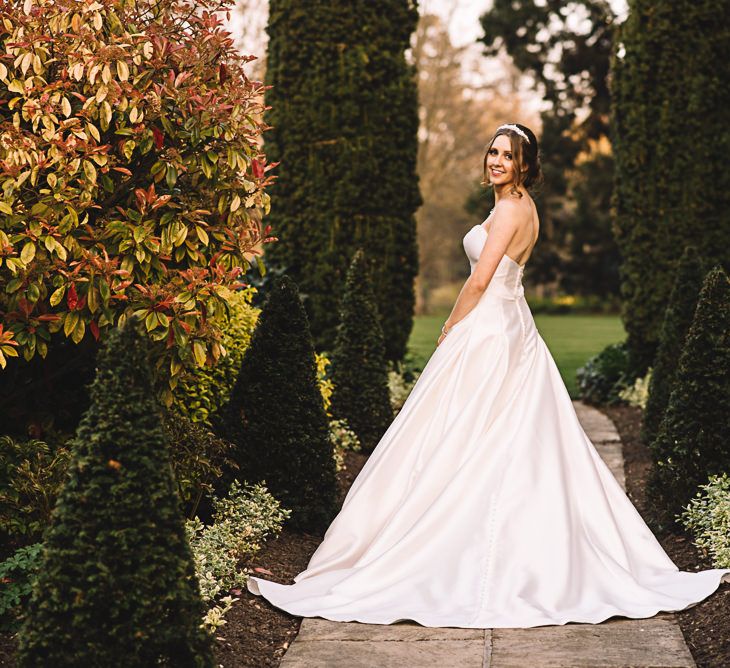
[{"left": 494, "top": 195, "right": 532, "bottom": 221}]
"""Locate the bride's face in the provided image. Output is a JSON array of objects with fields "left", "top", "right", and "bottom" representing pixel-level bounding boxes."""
[{"left": 486, "top": 134, "right": 516, "bottom": 186}]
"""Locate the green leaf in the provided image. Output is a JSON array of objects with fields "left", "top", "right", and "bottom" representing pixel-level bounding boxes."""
[
  {"left": 49, "top": 285, "right": 65, "bottom": 306},
  {"left": 192, "top": 340, "right": 206, "bottom": 366},
  {"left": 99, "top": 280, "right": 110, "bottom": 305},
  {"left": 64, "top": 312, "right": 79, "bottom": 337},
  {"left": 20, "top": 242, "right": 35, "bottom": 264},
  {"left": 195, "top": 226, "right": 209, "bottom": 245},
  {"left": 26, "top": 283, "right": 40, "bottom": 303},
  {"left": 165, "top": 164, "right": 178, "bottom": 189},
  {"left": 71, "top": 318, "right": 85, "bottom": 344},
  {"left": 83, "top": 160, "right": 97, "bottom": 185}
]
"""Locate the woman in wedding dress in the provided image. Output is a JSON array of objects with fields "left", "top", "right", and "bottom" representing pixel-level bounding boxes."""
[{"left": 247, "top": 123, "right": 730, "bottom": 628}]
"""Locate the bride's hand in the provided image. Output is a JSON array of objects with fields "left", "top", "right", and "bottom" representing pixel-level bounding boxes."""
[{"left": 437, "top": 332, "right": 446, "bottom": 346}]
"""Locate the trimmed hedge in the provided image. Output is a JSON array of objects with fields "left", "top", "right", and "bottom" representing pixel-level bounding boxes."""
[
  {"left": 610, "top": 0, "right": 730, "bottom": 375},
  {"left": 17, "top": 323, "right": 214, "bottom": 667},
  {"left": 263, "top": 0, "right": 420, "bottom": 361}
]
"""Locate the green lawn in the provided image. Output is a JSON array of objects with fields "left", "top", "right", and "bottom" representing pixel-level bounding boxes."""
[{"left": 406, "top": 311, "right": 625, "bottom": 398}]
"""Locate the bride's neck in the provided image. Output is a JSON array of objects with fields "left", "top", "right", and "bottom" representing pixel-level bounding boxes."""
[{"left": 494, "top": 182, "right": 527, "bottom": 202}]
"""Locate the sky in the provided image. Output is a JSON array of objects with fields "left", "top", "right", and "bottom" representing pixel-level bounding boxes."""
[
  {"left": 423, "top": 0, "right": 629, "bottom": 48},
  {"left": 230, "top": 0, "right": 630, "bottom": 59}
]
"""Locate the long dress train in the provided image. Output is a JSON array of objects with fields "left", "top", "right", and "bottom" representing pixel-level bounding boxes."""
[{"left": 246, "top": 222, "right": 730, "bottom": 628}]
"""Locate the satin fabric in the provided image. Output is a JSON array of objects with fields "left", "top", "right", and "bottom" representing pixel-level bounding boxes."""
[{"left": 247, "top": 223, "right": 730, "bottom": 628}]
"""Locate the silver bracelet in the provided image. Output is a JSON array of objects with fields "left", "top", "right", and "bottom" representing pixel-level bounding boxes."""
[{"left": 441, "top": 323, "right": 449, "bottom": 336}]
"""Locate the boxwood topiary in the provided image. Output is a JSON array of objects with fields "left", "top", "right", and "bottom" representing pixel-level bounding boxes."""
[
  {"left": 16, "top": 322, "right": 214, "bottom": 667},
  {"left": 647, "top": 266, "right": 730, "bottom": 529},
  {"left": 642, "top": 246, "right": 706, "bottom": 446},
  {"left": 213, "top": 275, "right": 339, "bottom": 534},
  {"left": 330, "top": 249, "right": 394, "bottom": 453}
]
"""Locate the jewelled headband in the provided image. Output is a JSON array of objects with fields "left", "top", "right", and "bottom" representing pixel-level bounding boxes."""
[{"left": 497, "top": 124, "right": 530, "bottom": 144}]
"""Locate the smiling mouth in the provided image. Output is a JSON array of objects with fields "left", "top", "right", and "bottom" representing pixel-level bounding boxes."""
[{"left": 490, "top": 169, "right": 505, "bottom": 175}]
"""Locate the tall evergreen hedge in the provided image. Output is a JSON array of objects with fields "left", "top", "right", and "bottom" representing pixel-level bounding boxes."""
[
  {"left": 647, "top": 267, "right": 730, "bottom": 528},
  {"left": 642, "top": 246, "right": 706, "bottom": 446},
  {"left": 330, "top": 249, "right": 393, "bottom": 453},
  {"left": 213, "top": 276, "right": 338, "bottom": 534},
  {"left": 610, "top": 0, "right": 730, "bottom": 375},
  {"left": 263, "top": 0, "right": 421, "bottom": 361},
  {"left": 17, "top": 323, "right": 214, "bottom": 668}
]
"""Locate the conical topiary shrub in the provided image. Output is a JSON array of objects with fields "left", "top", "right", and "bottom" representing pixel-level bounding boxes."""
[
  {"left": 330, "top": 249, "right": 393, "bottom": 453},
  {"left": 642, "top": 246, "right": 706, "bottom": 446},
  {"left": 647, "top": 266, "right": 730, "bottom": 528},
  {"left": 213, "top": 275, "right": 338, "bottom": 534},
  {"left": 16, "top": 322, "right": 214, "bottom": 668}
]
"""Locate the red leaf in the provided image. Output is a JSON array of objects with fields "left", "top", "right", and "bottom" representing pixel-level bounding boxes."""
[
  {"left": 253, "top": 567, "right": 273, "bottom": 576},
  {"left": 66, "top": 283, "right": 78, "bottom": 310},
  {"left": 112, "top": 167, "right": 133, "bottom": 176},
  {"left": 152, "top": 126, "right": 164, "bottom": 150},
  {"left": 89, "top": 320, "right": 100, "bottom": 340},
  {"left": 251, "top": 159, "right": 264, "bottom": 179},
  {"left": 17, "top": 298, "right": 32, "bottom": 318}
]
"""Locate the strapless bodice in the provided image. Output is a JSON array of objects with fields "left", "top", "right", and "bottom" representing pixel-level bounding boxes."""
[{"left": 463, "top": 224, "right": 525, "bottom": 300}]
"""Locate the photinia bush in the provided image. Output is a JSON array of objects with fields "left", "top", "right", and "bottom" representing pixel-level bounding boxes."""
[{"left": 0, "top": 0, "right": 277, "bottom": 397}]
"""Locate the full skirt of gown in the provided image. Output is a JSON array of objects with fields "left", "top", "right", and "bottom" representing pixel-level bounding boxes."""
[{"left": 247, "top": 223, "right": 730, "bottom": 628}]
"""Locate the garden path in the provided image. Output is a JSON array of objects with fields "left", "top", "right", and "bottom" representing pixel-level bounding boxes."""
[{"left": 276, "top": 402, "right": 697, "bottom": 668}]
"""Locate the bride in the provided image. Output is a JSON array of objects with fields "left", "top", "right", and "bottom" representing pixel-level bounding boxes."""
[{"left": 247, "top": 123, "right": 730, "bottom": 628}]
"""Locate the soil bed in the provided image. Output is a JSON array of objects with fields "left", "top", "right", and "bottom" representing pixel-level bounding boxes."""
[{"left": 213, "top": 448, "right": 369, "bottom": 667}]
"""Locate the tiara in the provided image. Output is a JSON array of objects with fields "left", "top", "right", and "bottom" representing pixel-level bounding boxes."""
[{"left": 497, "top": 124, "right": 530, "bottom": 144}]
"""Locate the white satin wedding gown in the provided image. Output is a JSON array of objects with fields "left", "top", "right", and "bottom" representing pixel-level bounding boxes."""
[{"left": 247, "top": 221, "right": 730, "bottom": 628}]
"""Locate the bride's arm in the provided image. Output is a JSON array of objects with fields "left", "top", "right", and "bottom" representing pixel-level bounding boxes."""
[{"left": 440, "top": 201, "right": 522, "bottom": 338}]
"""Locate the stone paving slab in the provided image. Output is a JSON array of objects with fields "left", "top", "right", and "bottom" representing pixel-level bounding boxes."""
[
  {"left": 295, "top": 617, "right": 484, "bottom": 641},
  {"left": 280, "top": 638, "right": 487, "bottom": 667},
  {"left": 491, "top": 614, "right": 695, "bottom": 667},
  {"left": 278, "top": 402, "right": 696, "bottom": 668}
]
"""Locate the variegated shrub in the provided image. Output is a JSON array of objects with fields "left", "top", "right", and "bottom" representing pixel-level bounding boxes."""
[{"left": 0, "top": 0, "right": 276, "bottom": 399}]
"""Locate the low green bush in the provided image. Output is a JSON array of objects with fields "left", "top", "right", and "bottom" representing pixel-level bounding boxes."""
[
  {"left": 388, "top": 368, "right": 419, "bottom": 415},
  {"left": 163, "top": 410, "right": 238, "bottom": 520},
  {"left": 643, "top": 247, "right": 706, "bottom": 446},
  {"left": 329, "top": 418, "right": 362, "bottom": 472},
  {"left": 576, "top": 341, "right": 632, "bottom": 405},
  {"left": 213, "top": 276, "right": 339, "bottom": 534},
  {"left": 0, "top": 436, "right": 71, "bottom": 545},
  {"left": 17, "top": 323, "right": 215, "bottom": 667},
  {"left": 173, "top": 287, "right": 260, "bottom": 426},
  {"left": 186, "top": 480, "right": 290, "bottom": 604},
  {"left": 618, "top": 367, "right": 652, "bottom": 410},
  {"left": 680, "top": 473, "right": 730, "bottom": 568},
  {"left": 0, "top": 543, "right": 42, "bottom": 628}
]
